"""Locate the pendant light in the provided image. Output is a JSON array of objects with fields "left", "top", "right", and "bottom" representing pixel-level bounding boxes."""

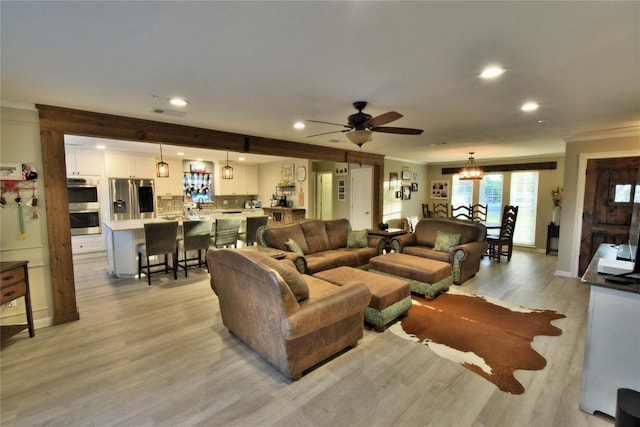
[
  {"left": 460, "top": 152, "right": 483, "bottom": 181},
  {"left": 222, "top": 151, "right": 233, "bottom": 179},
  {"left": 156, "top": 144, "right": 169, "bottom": 178}
]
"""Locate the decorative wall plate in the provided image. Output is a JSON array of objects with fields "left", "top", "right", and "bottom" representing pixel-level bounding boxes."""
[{"left": 296, "top": 166, "right": 306, "bottom": 182}]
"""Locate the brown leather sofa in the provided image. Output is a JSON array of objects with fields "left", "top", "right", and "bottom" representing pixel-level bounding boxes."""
[
  {"left": 256, "top": 218, "right": 384, "bottom": 274},
  {"left": 391, "top": 218, "right": 488, "bottom": 284},
  {"left": 207, "top": 248, "right": 371, "bottom": 380}
]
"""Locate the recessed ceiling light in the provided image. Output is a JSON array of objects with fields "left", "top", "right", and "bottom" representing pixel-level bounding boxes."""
[
  {"left": 521, "top": 102, "right": 539, "bottom": 112},
  {"left": 95, "top": 145, "right": 106, "bottom": 150},
  {"left": 480, "top": 66, "right": 506, "bottom": 79},
  {"left": 169, "top": 98, "right": 188, "bottom": 107},
  {"left": 238, "top": 157, "right": 245, "bottom": 161},
  {"left": 177, "top": 152, "right": 184, "bottom": 156},
  {"left": 293, "top": 121, "right": 305, "bottom": 129}
]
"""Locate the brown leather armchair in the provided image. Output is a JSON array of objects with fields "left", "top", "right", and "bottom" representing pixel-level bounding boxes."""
[
  {"left": 207, "top": 248, "right": 371, "bottom": 380},
  {"left": 391, "top": 218, "right": 488, "bottom": 284}
]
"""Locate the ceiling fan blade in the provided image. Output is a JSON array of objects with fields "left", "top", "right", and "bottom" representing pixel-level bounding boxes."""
[
  {"left": 364, "top": 111, "right": 403, "bottom": 128},
  {"left": 307, "top": 129, "right": 349, "bottom": 138},
  {"left": 372, "top": 126, "right": 424, "bottom": 135},
  {"left": 306, "top": 119, "right": 351, "bottom": 128}
]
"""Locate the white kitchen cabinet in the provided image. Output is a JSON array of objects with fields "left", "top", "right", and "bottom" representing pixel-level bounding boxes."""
[
  {"left": 154, "top": 159, "right": 184, "bottom": 196},
  {"left": 65, "top": 148, "right": 105, "bottom": 176},
  {"left": 106, "top": 153, "right": 155, "bottom": 179},
  {"left": 216, "top": 164, "right": 258, "bottom": 195}
]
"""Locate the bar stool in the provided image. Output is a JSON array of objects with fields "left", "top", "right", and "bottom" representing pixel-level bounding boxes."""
[
  {"left": 238, "top": 215, "right": 269, "bottom": 247},
  {"left": 209, "top": 218, "right": 241, "bottom": 248},
  {"left": 136, "top": 221, "right": 178, "bottom": 285},
  {"left": 177, "top": 219, "right": 212, "bottom": 277}
]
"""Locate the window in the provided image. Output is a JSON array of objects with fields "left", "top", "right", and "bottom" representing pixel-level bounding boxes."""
[
  {"left": 451, "top": 175, "right": 473, "bottom": 208},
  {"left": 479, "top": 174, "right": 503, "bottom": 224},
  {"left": 510, "top": 171, "right": 538, "bottom": 245}
]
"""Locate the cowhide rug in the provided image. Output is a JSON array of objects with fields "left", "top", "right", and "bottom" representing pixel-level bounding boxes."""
[{"left": 389, "top": 288, "right": 566, "bottom": 394}]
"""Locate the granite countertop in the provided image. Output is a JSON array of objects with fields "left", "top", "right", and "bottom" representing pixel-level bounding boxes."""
[{"left": 582, "top": 243, "right": 639, "bottom": 294}]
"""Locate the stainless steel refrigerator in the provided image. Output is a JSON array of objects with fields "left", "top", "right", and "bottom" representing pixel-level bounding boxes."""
[{"left": 109, "top": 178, "right": 155, "bottom": 220}]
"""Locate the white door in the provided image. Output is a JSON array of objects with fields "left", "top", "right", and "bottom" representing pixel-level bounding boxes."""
[
  {"left": 316, "top": 172, "right": 332, "bottom": 220},
  {"left": 350, "top": 168, "right": 372, "bottom": 229}
]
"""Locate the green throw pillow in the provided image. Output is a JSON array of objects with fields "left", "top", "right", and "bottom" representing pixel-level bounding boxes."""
[
  {"left": 433, "top": 230, "right": 461, "bottom": 252},
  {"left": 347, "top": 229, "right": 368, "bottom": 248},
  {"left": 285, "top": 238, "right": 304, "bottom": 256}
]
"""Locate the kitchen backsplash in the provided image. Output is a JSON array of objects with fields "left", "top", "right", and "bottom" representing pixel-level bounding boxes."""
[{"left": 157, "top": 195, "right": 259, "bottom": 213}]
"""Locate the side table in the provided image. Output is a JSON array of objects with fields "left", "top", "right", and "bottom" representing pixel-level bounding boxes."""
[
  {"left": 546, "top": 223, "right": 560, "bottom": 255},
  {"left": 1, "top": 260, "right": 35, "bottom": 337},
  {"left": 368, "top": 228, "right": 408, "bottom": 253}
]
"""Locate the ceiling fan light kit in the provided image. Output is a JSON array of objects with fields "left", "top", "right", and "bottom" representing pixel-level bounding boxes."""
[
  {"left": 460, "top": 152, "right": 483, "bottom": 181},
  {"left": 346, "top": 129, "right": 372, "bottom": 147},
  {"left": 307, "top": 101, "right": 423, "bottom": 147}
]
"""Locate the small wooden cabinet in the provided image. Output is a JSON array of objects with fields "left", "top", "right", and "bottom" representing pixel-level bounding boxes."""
[
  {"left": 546, "top": 223, "right": 560, "bottom": 255},
  {"left": 1, "top": 261, "right": 35, "bottom": 337},
  {"left": 263, "top": 207, "right": 305, "bottom": 225}
]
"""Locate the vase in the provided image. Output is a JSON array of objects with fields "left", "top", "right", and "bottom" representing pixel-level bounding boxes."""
[{"left": 552, "top": 206, "right": 561, "bottom": 225}]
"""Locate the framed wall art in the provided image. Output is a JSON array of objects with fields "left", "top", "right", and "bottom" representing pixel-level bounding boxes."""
[
  {"left": 0, "top": 163, "right": 22, "bottom": 180},
  {"left": 280, "top": 163, "right": 295, "bottom": 182},
  {"left": 411, "top": 182, "right": 418, "bottom": 192},
  {"left": 431, "top": 180, "right": 449, "bottom": 199},
  {"left": 389, "top": 172, "right": 398, "bottom": 189},
  {"left": 401, "top": 169, "right": 411, "bottom": 180},
  {"left": 335, "top": 162, "right": 349, "bottom": 176},
  {"left": 402, "top": 185, "right": 412, "bottom": 200}
]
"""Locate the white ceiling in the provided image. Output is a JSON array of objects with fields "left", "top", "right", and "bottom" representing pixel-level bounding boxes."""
[{"left": 2, "top": 1, "right": 639, "bottom": 164}]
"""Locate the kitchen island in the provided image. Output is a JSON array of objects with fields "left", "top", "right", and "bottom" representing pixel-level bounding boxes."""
[
  {"left": 580, "top": 243, "right": 639, "bottom": 418},
  {"left": 104, "top": 209, "right": 264, "bottom": 278}
]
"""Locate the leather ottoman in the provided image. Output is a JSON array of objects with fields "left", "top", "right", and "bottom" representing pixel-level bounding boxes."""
[
  {"left": 313, "top": 266, "right": 411, "bottom": 332},
  {"left": 369, "top": 253, "right": 452, "bottom": 299}
]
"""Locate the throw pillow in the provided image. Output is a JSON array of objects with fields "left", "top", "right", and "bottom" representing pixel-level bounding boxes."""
[
  {"left": 272, "top": 259, "right": 309, "bottom": 302},
  {"left": 407, "top": 216, "right": 419, "bottom": 233},
  {"left": 285, "top": 238, "right": 304, "bottom": 256},
  {"left": 347, "top": 229, "right": 368, "bottom": 248},
  {"left": 433, "top": 230, "right": 461, "bottom": 252}
]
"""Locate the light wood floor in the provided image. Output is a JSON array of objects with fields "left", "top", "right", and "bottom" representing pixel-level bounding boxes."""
[{"left": 1, "top": 251, "right": 613, "bottom": 427}]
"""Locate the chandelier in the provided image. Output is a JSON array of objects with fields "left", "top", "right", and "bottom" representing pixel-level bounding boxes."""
[{"left": 460, "top": 152, "right": 482, "bottom": 181}]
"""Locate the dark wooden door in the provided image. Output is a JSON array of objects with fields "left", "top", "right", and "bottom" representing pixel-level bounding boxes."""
[{"left": 578, "top": 157, "right": 640, "bottom": 275}]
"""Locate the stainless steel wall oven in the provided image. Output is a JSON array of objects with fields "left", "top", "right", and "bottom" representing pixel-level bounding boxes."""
[{"left": 67, "top": 178, "right": 101, "bottom": 235}]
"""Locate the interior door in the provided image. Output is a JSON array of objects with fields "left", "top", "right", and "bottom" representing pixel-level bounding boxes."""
[
  {"left": 316, "top": 172, "right": 332, "bottom": 220},
  {"left": 578, "top": 157, "right": 640, "bottom": 275},
  {"left": 350, "top": 168, "right": 373, "bottom": 230}
]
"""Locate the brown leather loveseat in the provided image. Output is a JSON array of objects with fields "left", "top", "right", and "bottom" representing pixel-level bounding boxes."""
[
  {"left": 208, "top": 248, "right": 371, "bottom": 380},
  {"left": 391, "top": 218, "right": 487, "bottom": 284},
  {"left": 257, "top": 218, "right": 384, "bottom": 274}
]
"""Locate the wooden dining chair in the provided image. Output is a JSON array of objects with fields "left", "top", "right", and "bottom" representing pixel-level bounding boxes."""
[
  {"left": 471, "top": 204, "right": 488, "bottom": 222},
  {"left": 136, "top": 221, "right": 179, "bottom": 285},
  {"left": 432, "top": 202, "right": 449, "bottom": 218},
  {"left": 451, "top": 205, "right": 472, "bottom": 220},
  {"left": 422, "top": 203, "right": 432, "bottom": 218},
  {"left": 486, "top": 205, "right": 519, "bottom": 262}
]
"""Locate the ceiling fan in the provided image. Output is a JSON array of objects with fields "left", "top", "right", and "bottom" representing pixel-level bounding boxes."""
[{"left": 307, "top": 101, "right": 424, "bottom": 147}]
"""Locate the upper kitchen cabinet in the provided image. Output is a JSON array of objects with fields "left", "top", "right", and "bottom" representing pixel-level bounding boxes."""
[
  {"left": 154, "top": 158, "right": 184, "bottom": 196},
  {"left": 216, "top": 164, "right": 258, "bottom": 195},
  {"left": 105, "top": 153, "right": 155, "bottom": 179},
  {"left": 65, "top": 147, "right": 105, "bottom": 176}
]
